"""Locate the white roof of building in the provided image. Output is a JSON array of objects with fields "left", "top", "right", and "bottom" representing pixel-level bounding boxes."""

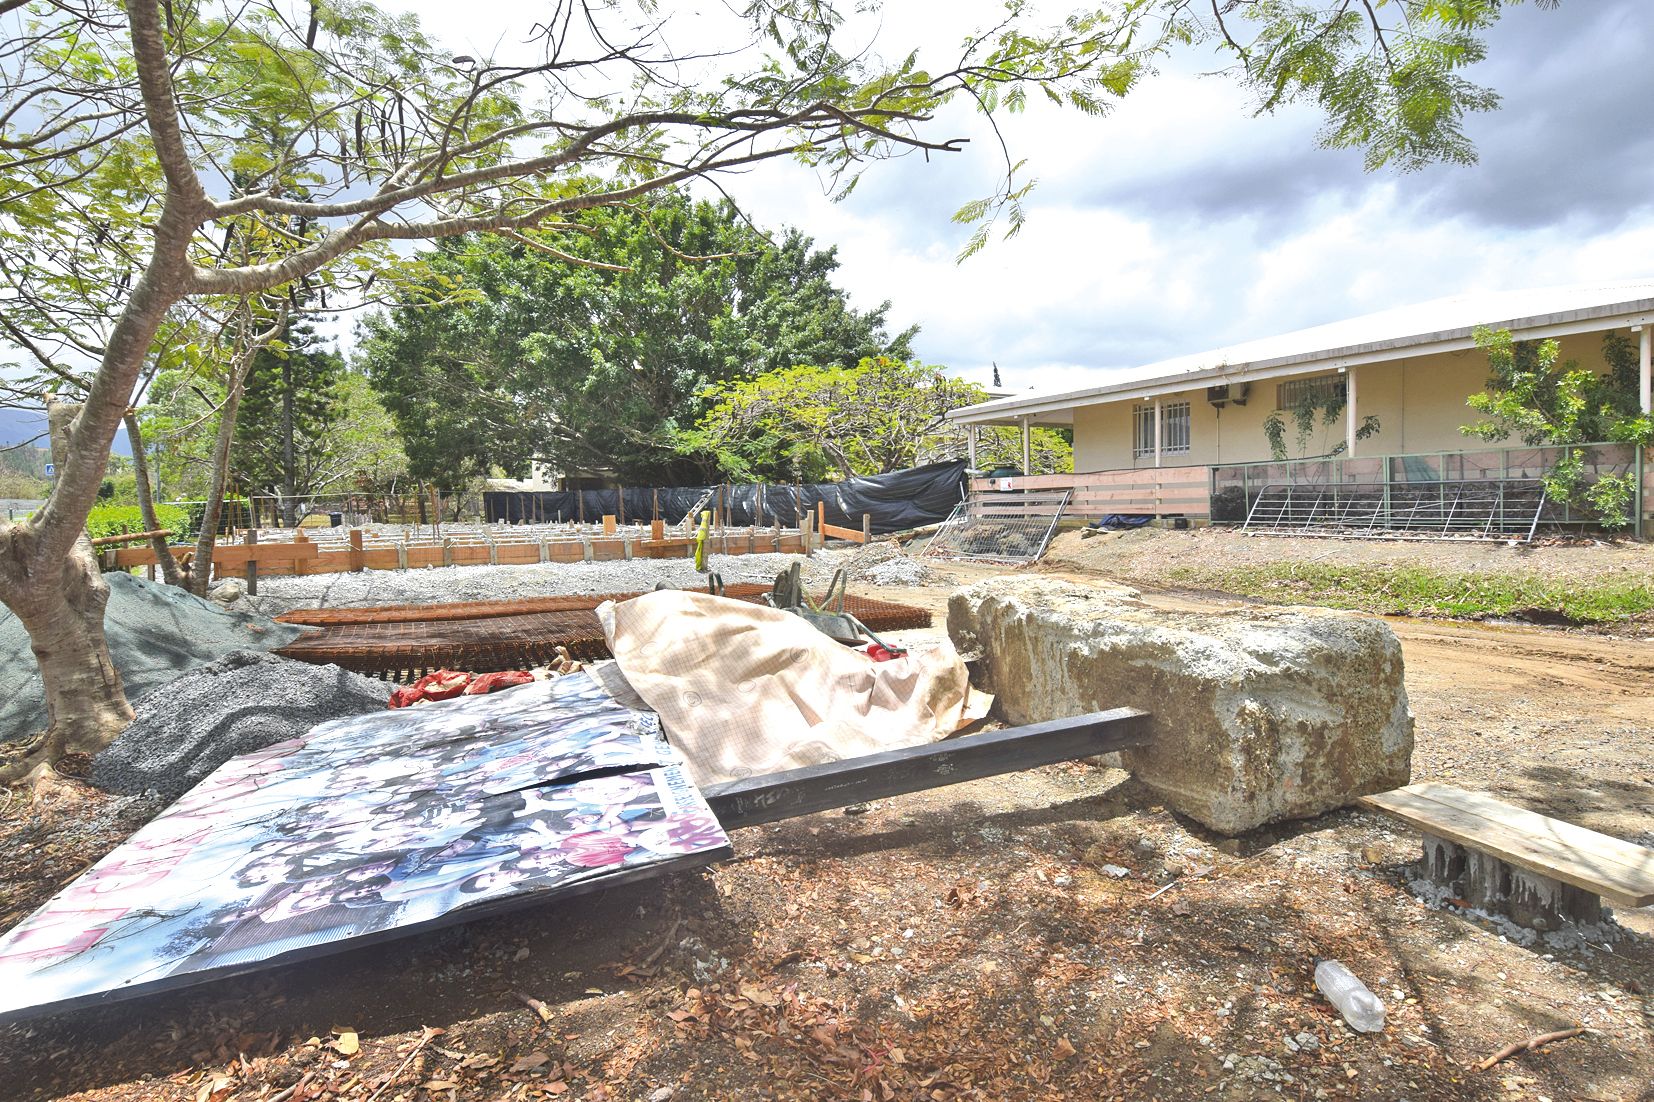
[{"left": 951, "top": 281, "right": 1654, "bottom": 424}]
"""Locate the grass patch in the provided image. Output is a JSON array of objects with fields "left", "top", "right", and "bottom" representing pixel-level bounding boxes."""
[{"left": 1161, "top": 562, "right": 1654, "bottom": 625}]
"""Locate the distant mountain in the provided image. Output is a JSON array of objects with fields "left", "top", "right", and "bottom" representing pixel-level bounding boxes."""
[
  {"left": 0, "top": 406, "right": 45, "bottom": 450},
  {"left": 0, "top": 403, "right": 130, "bottom": 458}
]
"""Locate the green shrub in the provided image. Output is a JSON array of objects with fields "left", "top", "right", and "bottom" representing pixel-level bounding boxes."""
[{"left": 86, "top": 503, "right": 191, "bottom": 542}]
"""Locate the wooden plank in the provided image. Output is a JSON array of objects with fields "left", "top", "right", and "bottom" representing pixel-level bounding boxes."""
[
  {"left": 495, "top": 544, "right": 541, "bottom": 565},
  {"left": 819, "top": 521, "right": 866, "bottom": 543},
  {"left": 111, "top": 546, "right": 181, "bottom": 567},
  {"left": 1360, "top": 783, "right": 1654, "bottom": 907},
  {"left": 209, "top": 541, "right": 321, "bottom": 567},
  {"left": 90, "top": 528, "right": 173, "bottom": 547},
  {"left": 704, "top": 709, "right": 1150, "bottom": 830},
  {"left": 590, "top": 538, "right": 625, "bottom": 561}
]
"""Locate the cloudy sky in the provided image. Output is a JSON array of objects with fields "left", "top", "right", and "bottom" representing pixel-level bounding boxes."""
[
  {"left": 403, "top": 0, "right": 1653, "bottom": 397},
  {"left": 1, "top": 0, "right": 1644, "bottom": 451}
]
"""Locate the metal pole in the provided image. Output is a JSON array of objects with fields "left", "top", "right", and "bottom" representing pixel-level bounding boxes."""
[
  {"left": 1345, "top": 367, "right": 1357, "bottom": 458},
  {"left": 1638, "top": 443, "right": 1646, "bottom": 543},
  {"left": 1639, "top": 326, "right": 1651, "bottom": 415}
]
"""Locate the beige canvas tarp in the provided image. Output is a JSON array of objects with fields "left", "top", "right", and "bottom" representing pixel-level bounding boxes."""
[{"left": 601, "top": 590, "right": 988, "bottom": 787}]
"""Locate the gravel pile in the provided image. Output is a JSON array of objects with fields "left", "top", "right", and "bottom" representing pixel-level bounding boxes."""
[
  {"left": 91, "top": 650, "right": 391, "bottom": 799},
  {"left": 813, "top": 540, "right": 952, "bottom": 587},
  {"left": 242, "top": 552, "right": 816, "bottom": 617},
  {"left": 0, "top": 573, "right": 306, "bottom": 743}
]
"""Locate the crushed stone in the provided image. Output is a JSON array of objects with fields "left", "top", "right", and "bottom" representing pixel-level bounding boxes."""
[
  {"left": 241, "top": 553, "right": 820, "bottom": 618},
  {"left": 1405, "top": 876, "right": 1627, "bottom": 952},
  {"left": 811, "top": 540, "right": 953, "bottom": 587},
  {"left": 0, "top": 573, "right": 306, "bottom": 743},
  {"left": 91, "top": 650, "right": 391, "bottom": 799}
]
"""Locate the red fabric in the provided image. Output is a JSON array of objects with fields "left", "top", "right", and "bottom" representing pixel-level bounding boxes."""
[
  {"left": 463, "top": 670, "right": 534, "bottom": 695},
  {"left": 388, "top": 668, "right": 533, "bottom": 708}
]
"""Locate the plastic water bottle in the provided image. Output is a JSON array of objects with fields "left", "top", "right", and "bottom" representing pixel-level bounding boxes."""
[{"left": 1314, "top": 959, "right": 1386, "bottom": 1032}]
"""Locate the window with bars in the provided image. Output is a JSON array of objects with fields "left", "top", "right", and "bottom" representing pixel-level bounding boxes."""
[
  {"left": 1132, "top": 401, "right": 1191, "bottom": 458},
  {"left": 1276, "top": 373, "right": 1346, "bottom": 411}
]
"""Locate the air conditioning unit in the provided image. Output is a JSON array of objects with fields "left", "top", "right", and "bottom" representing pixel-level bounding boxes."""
[{"left": 1206, "top": 382, "right": 1249, "bottom": 407}]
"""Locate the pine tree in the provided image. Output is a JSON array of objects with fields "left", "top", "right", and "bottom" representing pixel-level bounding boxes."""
[{"left": 232, "top": 316, "right": 345, "bottom": 525}]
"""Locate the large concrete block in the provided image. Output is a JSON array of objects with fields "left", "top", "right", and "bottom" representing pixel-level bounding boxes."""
[{"left": 947, "top": 578, "right": 1413, "bottom": 834}]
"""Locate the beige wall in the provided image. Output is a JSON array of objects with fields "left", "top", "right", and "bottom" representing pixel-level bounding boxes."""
[{"left": 1065, "top": 329, "right": 1626, "bottom": 472}]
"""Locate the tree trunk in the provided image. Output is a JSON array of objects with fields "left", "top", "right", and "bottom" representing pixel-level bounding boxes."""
[
  {"left": 189, "top": 365, "right": 250, "bottom": 597},
  {"left": 7, "top": 544, "right": 135, "bottom": 777},
  {"left": 0, "top": 399, "right": 142, "bottom": 784},
  {"left": 280, "top": 362, "right": 298, "bottom": 527},
  {"left": 124, "top": 411, "right": 187, "bottom": 588}
]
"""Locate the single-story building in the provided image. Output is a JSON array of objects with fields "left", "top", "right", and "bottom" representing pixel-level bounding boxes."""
[{"left": 947, "top": 282, "right": 1654, "bottom": 534}]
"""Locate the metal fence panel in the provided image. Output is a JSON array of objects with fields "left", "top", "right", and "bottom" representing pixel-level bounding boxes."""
[{"left": 923, "top": 490, "right": 1071, "bottom": 564}]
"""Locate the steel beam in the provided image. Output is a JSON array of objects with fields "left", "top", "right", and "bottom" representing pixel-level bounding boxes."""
[{"left": 705, "top": 709, "right": 1152, "bottom": 830}]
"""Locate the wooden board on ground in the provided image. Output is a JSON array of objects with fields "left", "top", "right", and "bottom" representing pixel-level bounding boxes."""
[
  {"left": 819, "top": 522, "right": 867, "bottom": 543},
  {"left": 1360, "top": 782, "right": 1654, "bottom": 907}
]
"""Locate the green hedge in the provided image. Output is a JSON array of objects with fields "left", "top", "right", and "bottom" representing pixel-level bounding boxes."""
[{"left": 86, "top": 503, "right": 192, "bottom": 542}]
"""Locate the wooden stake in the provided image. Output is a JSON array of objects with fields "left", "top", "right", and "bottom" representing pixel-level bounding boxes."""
[{"left": 243, "top": 529, "right": 259, "bottom": 595}]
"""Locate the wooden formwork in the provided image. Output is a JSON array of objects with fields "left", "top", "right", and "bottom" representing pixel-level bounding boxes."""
[{"left": 103, "top": 523, "right": 817, "bottom": 583}]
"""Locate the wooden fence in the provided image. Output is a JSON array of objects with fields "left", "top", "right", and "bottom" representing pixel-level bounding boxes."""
[{"left": 969, "top": 465, "right": 1210, "bottom": 519}]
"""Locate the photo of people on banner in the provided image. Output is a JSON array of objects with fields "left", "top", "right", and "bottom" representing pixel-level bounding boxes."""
[{"left": 0, "top": 671, "right": 731, "bottom": 1022}]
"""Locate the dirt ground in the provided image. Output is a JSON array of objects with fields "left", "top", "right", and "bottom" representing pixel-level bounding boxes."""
[
  {"left": 2, "top": 544, "right": 1651, "bottom": 1102},
  {"left": 1039, "top": 525, "right": 1654, "bottom": 588}
]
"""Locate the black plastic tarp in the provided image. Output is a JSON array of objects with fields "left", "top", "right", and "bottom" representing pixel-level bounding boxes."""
[{"left": 483, "top": 460, "right": 967, "bottom": 536}]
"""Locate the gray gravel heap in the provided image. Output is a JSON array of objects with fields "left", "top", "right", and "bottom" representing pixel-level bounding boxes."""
[
  {"left": 92, "top": 650, "right": 391, "bottom": 798},
  {"left": 813, "top": 540, "right": 952, "bottom": 587},
  {"left": 242, "top": 552, "right": 818, "bottom": 617},
  {"left": 0, "top": 572, "right": 307, "bottom": 743}
]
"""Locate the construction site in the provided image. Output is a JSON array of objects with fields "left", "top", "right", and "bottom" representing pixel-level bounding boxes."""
[
  {"left": 1, "top": 477, "right": 1651, "bottom": 1102},
  {"left": 3, "top": 4, "right": 1654, "bottom": 1101}
]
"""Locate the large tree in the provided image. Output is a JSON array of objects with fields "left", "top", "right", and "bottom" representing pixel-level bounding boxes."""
[
  {"left": 0, "top": 0, "right": 1553, "bottom": 784},
  {"left": 358, "top": 195, "right": 914, "bottom": 483},
  {"left": 1462, "top": 328, "right": 1654, "bottom": 529},
  {"left": 691, "top": 356, "right": 1073, "bottom": 480}
]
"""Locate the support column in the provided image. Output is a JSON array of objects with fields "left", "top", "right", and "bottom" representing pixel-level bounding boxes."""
[
  {"left": 1346, "top": 367, "right": 1359, "bottom": 458},
  {"left": 967, "top": 424, "right": 978, "bottom": 470},
  {"left": 1639, "top": 325, "right": 1651, "bottom": 414},
  {"left": 1153, "top": 398, "right": 1163, "bottom": 468},
  {"left": 1020, "top": 416, "right": 1031, "bottom": 474}
]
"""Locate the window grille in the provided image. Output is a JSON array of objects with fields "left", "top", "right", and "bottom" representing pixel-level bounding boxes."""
[
  {"left": 1133, "top": 404, "right": 1156, "bottom": 458},
  {"left": 1277, "top": 374, "right": 1346, "bottom": 411},
  {"left": 1133, "top": 402, "right": 1191, "bottom": 458}
]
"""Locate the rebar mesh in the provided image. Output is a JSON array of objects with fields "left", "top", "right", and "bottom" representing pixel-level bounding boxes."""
[
  {"left": 1240, "top": 480, "right": 1550, "bottom": 541},
  {"left": 276, "top": 587, "right": 933, "bottom": 681},
  {"left": 923, "top": 491, "right": 1071, "bottom": 564}
]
